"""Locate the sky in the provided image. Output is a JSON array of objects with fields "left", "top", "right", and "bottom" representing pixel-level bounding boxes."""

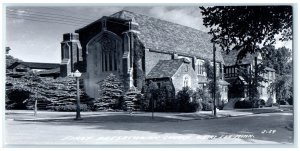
[{"left": 5, "top": 5, "right": 293, "bottom": 63}]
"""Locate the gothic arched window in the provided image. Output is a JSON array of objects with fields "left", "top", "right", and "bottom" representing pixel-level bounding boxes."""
[
  {"left": 183, "top": 75, "right": 191, "bottom": 87},
  {"left": 101, "top": 35, "right": 117, "bottom": 72}
]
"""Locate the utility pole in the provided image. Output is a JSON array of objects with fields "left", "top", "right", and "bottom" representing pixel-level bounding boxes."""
[{"left": 213, "top": 43, "right": 217, "bottom": 117}]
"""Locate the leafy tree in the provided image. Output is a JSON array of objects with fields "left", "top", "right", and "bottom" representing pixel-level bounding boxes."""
[
  {"left": 268, "top": 74, "right": 292, "bottom": 105},
  {"left": 145, "top": 80, "right": 159, "bottom": 118},
  {"left": 6, "top": 72, "right": 82, "bottom": 112},
  {"left": 200, "top": 6, "right": 293, "bottom": 60},
  {"left": 261, "top": 46, "right": 292, "bottom": 75},
  {"left": 97, "top": 73, "right": 123, "bottom": 110},
  {"left": 6, "top": 54, "right": 23, "bottom": 74},
  {"left": 204, "top": 60, "right": 214, "bottom": 79},
  {"left": 237, "top": 60, "right": 270, "bottom": 108},
  {"left": 204, "top": 60, "right": 221, "bottom": 103},
  {"left": 261, "top": 46, "right": 293, "bottom": 104}
]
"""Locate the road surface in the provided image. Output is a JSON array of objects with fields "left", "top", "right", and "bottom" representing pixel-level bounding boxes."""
[{"left": 4, "top": 111, "right": 293, "bottom": 145}]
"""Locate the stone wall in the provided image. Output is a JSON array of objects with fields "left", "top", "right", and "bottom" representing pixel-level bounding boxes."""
[{"left": 171, "top": 61, "right": 198, "bottom": 93}]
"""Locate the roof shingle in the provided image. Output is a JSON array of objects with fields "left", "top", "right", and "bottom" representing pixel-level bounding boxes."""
[
  {"left": 146, "top": 59, "right": 185, "bottom": 79},
  {"left": 7, "top": 62, "right": 60, "bottom": 70},
  {"left": 221, "top": 51, "right": 256, "bottom": 66},
  {"left": 76, "top": 10, "right": 224, "bottom": 63},
  {"left": 110, "top": 10, "right": 224, "bottom": 63}
]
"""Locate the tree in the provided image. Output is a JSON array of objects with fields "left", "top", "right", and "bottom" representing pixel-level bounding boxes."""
[
  {"left": 268, "top": 74, "right": 292, "bottom": 105},
  {"left": 261, "top": 46, "right": 293, "bottom": 105},
  {"left": 97, "top": 73, "right": 123, "bottom": 110},
  {"left": 204, "top": 60, "right": 214, "bottom": 79},
  {"left": 123, "top": 87, "right": 142, "bottom": 113},
  {"left": 238, "top": 62, "right": 268, "bottom": 107},
  {"left": 261, "top": 46, "right": 292, "bottom": 75},
  {"left": 6, "top": 72, "right": 82, "bottom": 113},
  {"left": 200, "top": 6, "right": 293, "bottom": 60},
  {"left": 6, "top": 54, "right": 23, "bottom": 69},
  {"left": 146, "top": 80, "right": 159, "bottom": 119},
  {"left": 204, "top": 60, "right": 221, "bottom": 103}
]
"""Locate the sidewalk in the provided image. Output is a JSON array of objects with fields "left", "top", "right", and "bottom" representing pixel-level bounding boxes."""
[{"left": 5, "top": 106, "right": 292, "bottom": 122}]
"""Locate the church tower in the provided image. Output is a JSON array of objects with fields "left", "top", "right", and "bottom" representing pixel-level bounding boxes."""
[
  {"left": 60, "top": 33, "right": 82, "bottom": 77},
  {"left": 122, "top": 17, "right": 140, "bottom": 90}
]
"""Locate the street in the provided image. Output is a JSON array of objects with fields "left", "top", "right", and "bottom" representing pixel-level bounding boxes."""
[{"left": 4, "top": 111, "right": 293, "bottom": 145}]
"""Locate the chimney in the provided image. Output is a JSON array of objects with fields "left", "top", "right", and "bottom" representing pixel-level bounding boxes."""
[{"left": 172, "top": 53, "right": 178, "bottom": 59}]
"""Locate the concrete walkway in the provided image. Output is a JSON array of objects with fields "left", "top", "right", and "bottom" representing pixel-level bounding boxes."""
[{"left": 5, "top": 106, "right": 292, "bottom": 122}]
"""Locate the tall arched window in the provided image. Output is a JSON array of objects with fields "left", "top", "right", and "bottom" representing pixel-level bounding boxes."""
[
  {"left": 183, "top": 74, "right": 191, "bottom": 87},
  {"left": 101, "top": 36, "right": 118, "bottom": 72}
]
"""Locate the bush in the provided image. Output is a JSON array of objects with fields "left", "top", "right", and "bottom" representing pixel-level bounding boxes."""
[
  {"left": 280, "top": 100, "right": 290, "bottom": 105},
  {"left": 254, "top": 99, "right": 266, "bottom": 108},
  {"left": 140, "top": 94, "right": 150, "bottom": 111},
  {"left": 6, "top": 86, "right": 31, "bottom": 110},
  {"left": 217, "top": 99, "right": 227, "bottom": 110},
  {"left": 142, "top": 81, "right": 176, "bottom": 112},
  {"left": 287, "top": 97, "right": 293, "bottom": 105},
  {"left": 201, "top": 99, "right": 213, "bottom": 111},
  {"left": 176, "top": 87, "right": 200, "bottom": 112},
  {"left": 51, "top": 104, "right": 89, "bottom": 112},
  {"left": 156, "top": 85, "right": 175, "bottom": 112},
  {"left": 235, "top": 100, "right": 253, "bottom": 108},
  {"left": 122, "top": 87, "right": 142, "bottom": 111},
  {"left": 265, "top": 97, "right": 274, "bottom": 107}
]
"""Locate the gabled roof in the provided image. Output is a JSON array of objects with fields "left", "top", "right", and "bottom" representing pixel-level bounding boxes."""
[
  {"left": 77, "top": 10, "right": 224, "bottom": 63},
  {"left": 146, "top": 59, "right": 186, "bottom": 79},
  {"left": 110, "top": 10, "right": 224, "bottom": 63},
  {"left": 265, "top": 67, "right": 276, "bottom": 72},
  {"left": 221, "top": 50, "right": 257, "bottom": 66},
  {"left": 218, "top": 79, "right": 230, "bottom": 85},
  {"left": 37, "top": 67, "right": 60, "bottom": 75},
  {"left": 7, "top": 62, "right": 60, "bottom": 70}
]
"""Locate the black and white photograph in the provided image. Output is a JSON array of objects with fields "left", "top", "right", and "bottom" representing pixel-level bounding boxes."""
[{"left": 1, "top": 1, "right": 297, "bottom": 149}]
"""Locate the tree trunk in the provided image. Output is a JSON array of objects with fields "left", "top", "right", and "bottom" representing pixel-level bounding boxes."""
[{"left": 34, "top": 99, "right": 37, "bottom": 116}]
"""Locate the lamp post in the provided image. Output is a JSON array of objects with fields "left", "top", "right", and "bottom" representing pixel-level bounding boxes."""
[
  {"left": 213, "top": 42, "right": 217, "bottom": 117},
  {"left": 72, "top": 70, "right": 82, "bottom": 120}
]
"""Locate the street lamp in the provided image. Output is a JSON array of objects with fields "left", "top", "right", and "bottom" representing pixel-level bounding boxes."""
[
  {"left": 72, "top": 70, "right": 82, "bottom": 120},
  {"left": 213, "top": 42, "right": 217, "bottom": 117}
]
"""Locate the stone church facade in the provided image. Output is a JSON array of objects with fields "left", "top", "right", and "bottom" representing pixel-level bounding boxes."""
[{"left": 60, "top": 10, "right": 229, "bottom": 101}]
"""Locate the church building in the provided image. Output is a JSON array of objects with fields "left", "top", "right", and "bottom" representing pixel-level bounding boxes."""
[{"left": 60, "top": 10, "right": 229, "bottom": 101}]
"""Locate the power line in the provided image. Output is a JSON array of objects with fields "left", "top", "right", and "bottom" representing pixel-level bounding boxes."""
[
  {"left": 7, "top": 8, "right": 130, "bottom": 28},
  {"left": 7, "top": 8, "right": 95, "bottom": 22},
  {"left": 36, "top": 7, "right": 129, "bottom": 26},
  {"left": 7, "top": 15, "right": 82, "bottom": 27},
  {"left": 7, "top": 14, "right": 83, "bottom": 26},
  {"left": 7, "top": 12, "right": 87, "bottom": 26},
  {"left": 7, "top": 9, "right": 93, "bottom": 24},
  {"left": 41, "top": 7, "right": 101, "bottom": 20}
]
